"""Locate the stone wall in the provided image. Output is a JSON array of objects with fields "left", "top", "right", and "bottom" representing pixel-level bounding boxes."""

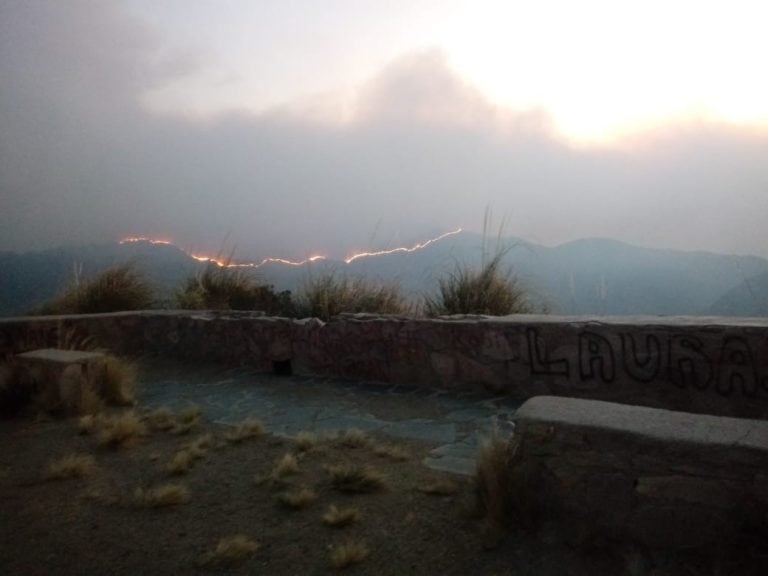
[
  {"left": 1, "top": 311, "right": 767, "bottom": 418},
  {"left": 510, "top": 396, "right": 768, "bottom": 549}
]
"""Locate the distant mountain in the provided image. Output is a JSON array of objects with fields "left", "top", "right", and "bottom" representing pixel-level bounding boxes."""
[
  {"left": 708, "top": 271, "right": 768, "bottom": 316},
  {"left": 1, "top": 234, "right": 767, "bottom": 317}
]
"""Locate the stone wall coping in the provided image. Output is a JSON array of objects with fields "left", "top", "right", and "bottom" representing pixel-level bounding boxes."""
[
  {"left": 1, "top": 310, "right": 767, "bottom": 329},
  {"left": 17, "top": 348, "right": 105, "bottom": 364},
  {"left": 515, "top": 396, "right": 768, "bottom": 451}
]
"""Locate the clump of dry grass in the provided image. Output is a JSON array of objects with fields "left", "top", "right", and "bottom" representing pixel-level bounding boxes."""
[
  {"left": 328, "top": 540, "right": 369, "bottom": 569},
  {"left": 97, "top": 411, "right": 146, "bottom": 448},
  {"left": 418, "top": 477, "right": 459, "bottom": 496},
  {"left": 199, "top": 535, "right": 259, "bottom": 567},
  {"left": 47, "top": 453, "right": 96, "bottom": 479},
  {"left": 294, "top": 431, "right": 317, "bottom": 452},
  {"left": 372, "top": 443, "right": 410, "bottom": 461},
  {"left": 170, "top": 404, "right": 203, "bottom": 435},
  {"left": 273, "top": 453, "right": 300, "bottom": 478},
  {"left": 329, "top": 464, "right": 385, "bottom": 493},
  {"left": 98, "top": 356, "right": 137, "bottom": 406},
  {"left": 322, "top": 505, "right": 360, "bottom": 528},
  {"left": 277, "top": 487, "right": 318, "bottom": 509},
  {"left": 225, "top": 418, "right": 266, "bottom": 443},
  {"left": 335, "top": 428, "right": 369, "bottom": 448},
  {"left": 144, "top": 407, "right": 176, "bottom": 431},
  {"left": 475, "top": 428, "right": 514, "bottom": 530},
  {"left": 135, "top": 483, "right": 190, "bottom": 507},
  {"left": 167, "top": 450, "right": 194, "bottom": 475},
  {"left": 77, "top": 414, "right": 104, "bottom": 435}
]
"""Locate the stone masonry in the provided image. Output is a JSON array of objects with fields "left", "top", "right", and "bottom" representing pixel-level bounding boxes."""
[
  {"left": 1, "top": 311, "right": 767, "bottom": 418},
  {"left": 510, "top": 396, "right": 768, "bottom": 548}
]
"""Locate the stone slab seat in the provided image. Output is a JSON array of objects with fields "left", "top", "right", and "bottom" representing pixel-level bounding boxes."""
[
  {"left": 511, "top": 396, "right": 768, "bottom": 548},
  {"left": 16, "top": 348, "right": 106, "bottom": 412}
]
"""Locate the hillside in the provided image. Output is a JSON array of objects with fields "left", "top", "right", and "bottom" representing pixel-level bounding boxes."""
[{"left": 1, "top": 234, "right": 767, "bottom": 317}]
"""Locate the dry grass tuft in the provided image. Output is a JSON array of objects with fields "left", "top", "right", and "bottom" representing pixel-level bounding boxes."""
[
  {"left": 47, "top": 453, "right": 96, "bottom": 479},
  {"left": 200, "top": 535, "right": 259, "bottom": 567},
  {"left": 294, "top": 431, "right": 317, "bottom": 452},
  {"left": 277, "top": 487, "right": 318, "bottom": 509},
  {"left": 171, "top": 404, "right": 202, "bottom": 435},
  {"left": 335, "top": 428, "right": 370, "bottom": 448},
  {"left": 322, "top": 505, "right": 360, "bottom": 528},
  {"left": 272, "top": 453, "right": 300, "bottom": 478},
  {"left": 418, "top": 477, "right": 459, "bottom": 496},
  {"left": 77, "top": 413, "right": 104, "bottom": 435},
  {"left": 135, "top": 483, "right": 190, "bottom": 507},
  {"left": 144, "top": 407, "right": 177, "bottom": 431},
  {"left": 167, "top": 450, "right": 194, "bottom": 475},
  {"left": 475, "top": 428, "right": 514, "bottom": 530},
  {"left": 328, "top": 540, "right": 369, "bottom": 569},
  {"left": 329, "top": 464, "right": 385, "bottom": 493},
  {"left": 225, "top": 418, "right": 266, "bottom": 443},
  {"left": 372, "top": 443, "right": 410, "bottom": 461},
  {"left": 97, "top": 411, "right": 146, "bottom": 448},
  {"left": 185, "top": 433, "right": 214, "bottom": 454},
  {"left": 98, "top": 356, "right": 137, "bottom": 406}
]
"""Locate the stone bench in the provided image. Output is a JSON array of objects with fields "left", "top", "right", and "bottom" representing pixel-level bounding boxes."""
[
  {"left": 16, "top": 348, "right": 106, "bottom": 413},
  {"left": 510, "top": 396, "right": 768, "bottom": 548}
]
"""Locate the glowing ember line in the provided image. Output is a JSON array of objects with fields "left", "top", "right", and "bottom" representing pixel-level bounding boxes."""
[
  {"left": 189, "top": 253, "right": 327, "bottom": 269},
  {"left": 344, "top": 228, "right": 463, "bottom": 264},
  {"left": 120, "top": 237, "right": 172, "bottom": 245},
  {"left": 120, "top": 228, "right": 462, "bottom": 268}
]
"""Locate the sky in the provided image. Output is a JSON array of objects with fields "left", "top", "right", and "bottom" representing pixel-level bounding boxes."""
[{"left": 1, "top": 0, "right": 767, "bottom": 260}]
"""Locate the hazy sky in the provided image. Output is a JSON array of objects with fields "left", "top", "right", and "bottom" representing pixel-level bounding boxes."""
[{"left": 1, "top": 0, "right": 767, "bottom": 260}]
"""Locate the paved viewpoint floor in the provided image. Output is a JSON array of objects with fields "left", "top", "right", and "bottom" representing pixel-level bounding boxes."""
[{"left": 140, "top": 363, "right": 520, "bottom": 475}]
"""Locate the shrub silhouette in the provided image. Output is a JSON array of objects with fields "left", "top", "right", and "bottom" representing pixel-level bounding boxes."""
[
  {"left": 296, "top": 273, "right": 407, "bottom": 320},
  {"left": 424, "top": 252, "right": 531, "bottom": 316},
  {"left": 39, "top": 264, "right": 153, "bottom": 314}
]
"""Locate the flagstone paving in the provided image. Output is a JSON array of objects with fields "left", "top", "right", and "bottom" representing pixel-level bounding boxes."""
[{"left": 139, "top": 363, "right": 520, "bottom": 475}]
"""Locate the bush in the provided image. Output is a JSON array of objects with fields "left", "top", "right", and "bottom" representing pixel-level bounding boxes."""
[
  {"left": 39, "top": 264, "right": 153, "bottom": 314},
  {"left": 176, "top": 264, "right": 292, "bottom": 314},
  {"left": 296, "top": 273, "right": 407, "bottom": 321},
  {"left": 424, "top": 252, "right": 531, "bottom": 316}
]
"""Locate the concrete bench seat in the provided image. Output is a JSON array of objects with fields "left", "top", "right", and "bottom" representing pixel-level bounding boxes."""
[
  {"left": 510, "top": 396, "right": 768, "bottom": 548},
  {"left": 16, "top": 348, "right": 106, "bottom": 413}
]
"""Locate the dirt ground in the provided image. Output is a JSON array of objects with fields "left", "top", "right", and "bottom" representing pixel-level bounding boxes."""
[{"left": 0, "top": 407, "right": 760, "bottom": 575}]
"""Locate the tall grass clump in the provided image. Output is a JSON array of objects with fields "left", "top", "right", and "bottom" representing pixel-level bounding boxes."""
[
  {"left": 475, "top": 428, "right": 516, "bottom": 533},
  {"left": 424, "top": 252, "right": 531, "bottom": 317},
  {"left": 296, "top": 273, "right": 408, "bottom": 321},
  {"left": 176, "top": 262, "right": 292, "bottom": 314},
  {"left": 39, "top": 263, "right": 153, "bottom": 314}
]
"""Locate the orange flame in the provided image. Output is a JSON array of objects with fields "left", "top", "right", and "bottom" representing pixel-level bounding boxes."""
[
  {"left": 344, "top": 228, "right": 463, "bottom": 264},
  {"left": 120, "top": 228, "right": 462, "bottom": 268},
  {"left": 119, "top": 236, "right": 173, "bottom": 245}
]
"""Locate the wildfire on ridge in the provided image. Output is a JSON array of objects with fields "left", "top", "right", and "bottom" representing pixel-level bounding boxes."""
[
  {"left": 343, "top": 228, "right": 463, "bottom": 264},
  {"left": 119, "top": 237, "right": 172, "bottom": 245},
  {"left": 119, "top": 228, "right": 463, "bottom": 268}
]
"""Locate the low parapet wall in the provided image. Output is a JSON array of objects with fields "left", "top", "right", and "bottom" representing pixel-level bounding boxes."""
[
  {"left": 1, "top": 311, "right": 767, "bottom": 418},
  {"left": 510, "top": 396, "right": 768, "bottom": 548}
]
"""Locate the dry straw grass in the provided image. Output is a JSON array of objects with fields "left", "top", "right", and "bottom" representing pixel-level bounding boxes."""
[
  {"left": 335, "top": 428, "right": 370, "bottom": 448},
  {"left": 328, "top": 540, "right": 369, "bottom": 569},
  {"left": 322, "top": 505, "right": 360, "bottom": 528},
  {"left": 372, "top": 443, "right": 409, "bottom": 461},
  {"left": 98, "top": 356, "right": 137, "bottom": 406},
  {"left": 225, "top": 418, "right": 266, "bottom": 443},
  {"left": 199, "top": 535, "right": 259, "bottom": 567},
  {"left": 273, "top": 453, "right": 300, "bottom": 478},
  {"left": 277, "top": 487, "right": 318, "bottom": 509},
  {"left": 135, "top": 483, "right": 190, "bottom": 507},
  {"left": 294, "top": 431, "right": 317, "bottom": 452},
  {"left": 328, "top": 464, "right": 385, "bottom": 493},
  {"left": 418, "top": 478, "right": 459, "bottom": 496},
  {"left": 97, "top": 411, "right": 146, "bottom": 448},
  {"left": 47, "top": 453, "right": 96, "bottom": 479},
  {"left": 475, "top": 428, "right": 514, "bottom": 529},
  {"left": 144, "top": 407, "right": 176, "bottom": 431}
]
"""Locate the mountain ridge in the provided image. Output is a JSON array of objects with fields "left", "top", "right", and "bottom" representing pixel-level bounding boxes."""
[{"left": 1, "top": 234, "right": 767, "bottom": 317}]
